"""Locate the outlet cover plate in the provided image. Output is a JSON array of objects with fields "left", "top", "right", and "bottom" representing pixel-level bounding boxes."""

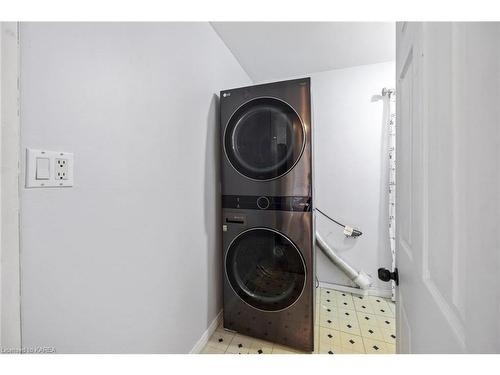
[{"left": 26, "top": 148, "right": 74, "bottom": 188}]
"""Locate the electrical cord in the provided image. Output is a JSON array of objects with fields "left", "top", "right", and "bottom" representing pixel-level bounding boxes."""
[{"left": 315, "top": 208, "right": 363, "bottom": 238}]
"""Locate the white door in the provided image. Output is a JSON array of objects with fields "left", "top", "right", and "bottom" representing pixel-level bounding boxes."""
[{"left": 396, "top": 22, "right": 500, "bottom": 353}]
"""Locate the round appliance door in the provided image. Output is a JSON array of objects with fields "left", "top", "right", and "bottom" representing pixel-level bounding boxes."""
[
  {"left": 225, "top": 228, "right": 306, "bottom": 312},
  {"left": 224, "top": 97, "right": 305, "bottom": 181}
]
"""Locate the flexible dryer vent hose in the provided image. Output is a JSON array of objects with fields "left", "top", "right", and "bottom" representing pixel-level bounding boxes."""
[{"left": 315, "top": 232, "right": 372, "bottom": 290}]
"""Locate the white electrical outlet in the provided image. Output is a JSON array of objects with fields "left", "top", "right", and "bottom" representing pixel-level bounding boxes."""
[
  {"left": 26, "top": 148, "right": 74, "bottom": 188},
  {"left": 55, "top": 158, "right": 69, "bottom": 180}
]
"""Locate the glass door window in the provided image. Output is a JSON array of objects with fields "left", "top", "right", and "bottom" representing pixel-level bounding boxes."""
[
  {"left": 225, "top": 228, "right": 306, "bottom": 311},
  {"left": 224, "top": 98, "right": 305, "bottom": 180}
]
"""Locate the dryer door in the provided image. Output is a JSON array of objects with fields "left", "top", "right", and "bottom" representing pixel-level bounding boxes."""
[
  {"left": 225, "top": 228, "right": 306, "bottom": 312},
  {"left": 224, "top": 98, "right": 305, "bottom": 181}
]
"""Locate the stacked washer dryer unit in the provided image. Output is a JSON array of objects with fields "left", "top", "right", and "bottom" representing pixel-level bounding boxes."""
[{"left": 220, "top": 78, "right": 314, "bottom": 352}]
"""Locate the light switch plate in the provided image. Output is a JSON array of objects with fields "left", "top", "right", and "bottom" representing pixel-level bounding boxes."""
[
  {"left": 26, "top": 148, "right": 74, "bottom": 188},
  {"left": 35, "top": 157, "right": 50, "bottom": 180}
]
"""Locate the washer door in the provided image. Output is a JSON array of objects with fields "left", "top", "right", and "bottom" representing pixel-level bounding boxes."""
[
  {"left": 225, "top": 228, "right": 306, "bottom": 312},
  {"left": 224, "top": 98, "right": 305, "bottom": 181}
]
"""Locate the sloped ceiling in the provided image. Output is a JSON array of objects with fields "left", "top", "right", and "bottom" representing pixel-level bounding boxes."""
[{"left": 211, "top": 22, "right": 395, "bottom": 82}]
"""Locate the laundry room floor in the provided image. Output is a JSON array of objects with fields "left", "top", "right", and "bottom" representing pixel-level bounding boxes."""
[{"left": 200, "top": 287, "right": 396, "bottom": 354}]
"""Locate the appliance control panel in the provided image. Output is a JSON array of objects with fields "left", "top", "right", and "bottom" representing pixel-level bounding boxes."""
[{"left": 222, "top": 195, "right": 311, "bottom": 212}]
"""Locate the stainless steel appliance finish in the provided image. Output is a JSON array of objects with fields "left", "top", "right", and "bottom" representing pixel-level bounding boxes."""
[
  {"left": 220, "top": 78, "right": 312, "bottom": 197},
  {"left": 222, "top": 209, "right": 314, "bottom": 352},
  {"left": 219, "top": 78, "right": 314, "bottom": 352}
]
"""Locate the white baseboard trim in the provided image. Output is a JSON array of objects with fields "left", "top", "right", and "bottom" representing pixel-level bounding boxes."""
[
  {"left": 319, "top": 281, "right": 392, "bottom": 299},
  {"left": 189, "top": 310, "right": 223, "bottom": 354}
]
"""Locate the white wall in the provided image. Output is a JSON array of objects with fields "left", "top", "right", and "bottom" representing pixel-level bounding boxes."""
[
  {"left": 311, "top": 62, "right": 395, "bottom": 293},
  {"left": 19, "top": 23, "right": 250, "bottom": 353}
]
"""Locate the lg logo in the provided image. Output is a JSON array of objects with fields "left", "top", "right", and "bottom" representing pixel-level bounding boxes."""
[{"left": 222, "top": 92, "right": 231, "bottom": 98}]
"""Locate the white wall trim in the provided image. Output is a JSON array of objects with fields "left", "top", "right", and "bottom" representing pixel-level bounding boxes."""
[
  {"left": 189, "top": 310, "right": 223, "bottom": 354},
  {"left": 0, "top": 20, "right": 3, "bottom": 345},
  {"left": 0, "top": 21, "right": 22, "bottom": 351},
  {"left": 319, "top": 281, "right": 392, "bottom": 299}
]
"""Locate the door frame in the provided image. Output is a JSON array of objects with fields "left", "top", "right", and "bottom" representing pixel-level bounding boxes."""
[{"left": 0, "top": 21, "right": 21, "bottom": 352}]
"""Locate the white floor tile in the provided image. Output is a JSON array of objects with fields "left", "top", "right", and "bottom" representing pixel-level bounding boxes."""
[
  {"left": 362, "top": 337, "right": 389, "bottom": 354},
  {"left": 318, "top": 327, "right": 341, "bottom": 347},
  {"left": 336, "top": 293, "right": 355, "bottom": 309},
  {"left": 376, "top": 316, "right": 396, "bottom": 329},
  {"left": 226, "top": 334, "right": 253, "bottom": 354},
  {"left": 331, "top": 345, "right": 364, "bottom": 354},
  {"left": 319, "top": 308, "right": 339, "bottom": 320},
  {"left": 206, "top": 329, "right": 235, "bottom": 351},
  {"left": 319, "top": 314, "right": 340, "bottom": 330},
  {"left": 319, "top": 303, "right": 339, "bottom": 317},
  {"left": 318, "top": 341, "right": 337, "bottom": 354},
  {"left": 225, "top": 346, "right": 250, "bottom": 354},
  {"left": 272, "top": 344, "right": 306, "bottom": 354},
  {"left": 320, "top": 288, "right": 336, "bottom": 299},
  {"left": 320, "top": 295, "right": 337, "bottom": 308},
  {"left": 248, "top": 338, "right": 274, "bottom": 354},
  {"left": 356, "top": 311, "right": 379, "bottom": 327},
  {"left": 339, "top": 331, "right": 365, "bottom": 353},
  {"left": 352, "top": 294, "right": 366, "bottom": 301},
  {"left": 334, "top": 290, "right": 351, "bottom": 299},
  {"left": 200, "top": 287, "right": 397, "bottom": 355},
  {"left": 387, "top": 343, "right": 396, "bottom": 354},
  {"left": 388, "top": 301, "right": 396, "bottom": 315},
  {"left": 382, "top": 327, "right": 396, "bottom": 344},
  {"left": 359, "top": 323, "right": 385, "bottom": 341},
  {"left": 201, "top": 345, "right": 224, "bottom": 354},
  {"left": 201, "top": 345, "right": 226, "bottom": 354},
  {"left": 337, "top": 307, "right": 356, "bottom": 320},
  {"left": 373, "top": 306, "right": 393, "bottom": 317},
  {"left": 354, "top": 298, "right": 376, "bottom": 314},
  {"left": 369, "top": 296, "right": 391, "bottom": 313},
  {"left": 338, "top": 318, "right": 361, "bottom": 336}
]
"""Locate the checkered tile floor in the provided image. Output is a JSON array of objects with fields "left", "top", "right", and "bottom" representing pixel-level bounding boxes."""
[{"left": 201, "top": 286, "right": 396, "bottom": 354}]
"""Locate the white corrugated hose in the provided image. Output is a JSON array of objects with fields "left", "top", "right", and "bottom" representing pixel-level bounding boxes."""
[{"left": 315, "top": 232, "right": 372, "bottom": 290}]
